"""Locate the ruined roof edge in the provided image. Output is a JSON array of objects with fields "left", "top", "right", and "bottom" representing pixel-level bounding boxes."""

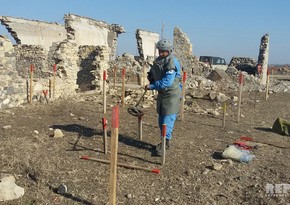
[
  {"left": 0, "top": 15, "right": 64, "bottom": 26},
  {"left": 64, "top": 13, "right": 125, "bottom": 34}
]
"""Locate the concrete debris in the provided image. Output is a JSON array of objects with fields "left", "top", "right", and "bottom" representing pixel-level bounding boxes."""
[
  {"left": 53, "top": 129, "right": 64, "bottom": 138},
  {"left": 211, "top": 163, "right": 223, "bottom": 171},
  {"left": 2, "top": 125, "right": 12, "bottom": 130},
  {"left": 0, "top": 174, "right": 24, "bottom": 202}
]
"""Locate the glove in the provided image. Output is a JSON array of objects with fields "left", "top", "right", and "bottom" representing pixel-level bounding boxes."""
[{"left": 147, "top": 71, "right": 154, "bottom": 84}]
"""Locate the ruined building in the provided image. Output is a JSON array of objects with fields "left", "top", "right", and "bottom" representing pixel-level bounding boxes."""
[
  {"left": 0, "top": 12, "right": 270, "bottom": 109},
  {"left": 0, "top": 14, "right": 125, "bottom": 109}
]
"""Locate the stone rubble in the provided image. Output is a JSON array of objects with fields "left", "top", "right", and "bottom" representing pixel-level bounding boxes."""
[
  {"left": 0, "top": 174, "right": 24, "bottom": 202},
  {"left": 0, "top": 14, "right": 289, "bottom": 111}
]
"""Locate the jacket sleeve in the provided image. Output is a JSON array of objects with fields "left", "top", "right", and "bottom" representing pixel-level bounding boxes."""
[{"left": 149, "top": 69, "right": 176, "bottom": 90}]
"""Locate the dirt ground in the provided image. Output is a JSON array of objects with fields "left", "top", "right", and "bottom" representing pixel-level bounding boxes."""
[{"left": 1, "top": 90, "right": 290, "bottom": 205}]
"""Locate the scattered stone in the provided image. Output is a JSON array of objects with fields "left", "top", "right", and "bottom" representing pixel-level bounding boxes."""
[
  {"left": 216, "top": 92, "right": 230, "bottom": 103},
  {"left": 231, "top": 96, "right": 238, "bottom": 102},
  {"left": 202, "top": 169, "right": 209, "bottom": 175},
  {"left": 212, "top": 163, "right": 223, "bottom": 171},
  {"left": 207, "top": 109, "right": 220, "bottom": 116},
  {"left": 33, "top": 130, "right": 39, "bottom": 134},
  {"left": 53, "top": 129, "right": 64, "bottom": 138},
  {"left": 126, "top": 193, "right": 132, "bottom": 198},
  {"left": 0, "top": 174, "right": 24, "bottom": 201},
  {"left": 57, "top": 184, "right": 67, "bottom": 194},
  {"left": 2, "top": 125, "right": 12, "bottom": 130}
]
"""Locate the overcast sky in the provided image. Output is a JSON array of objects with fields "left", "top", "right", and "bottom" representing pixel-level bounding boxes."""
[{"left": 1, "top": 0, "right": 289, "bottom": 64}]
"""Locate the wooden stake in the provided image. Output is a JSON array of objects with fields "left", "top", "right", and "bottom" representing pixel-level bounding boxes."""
[
  {"left": 26, "top": 79, "right": 29, "bottom": 103},
  {"left": 109, "top": 106, "right": 119, "bottom": 205},
  {"left": 114, "top": 66, "right": 116, "bottom": 90},
  {"left": 29, "top": 64, "right": 34, "bottom": 103},
  {"left": 102, "top": 117, "right": 108, "bottom": 155},
  {"left": 138, "top": 116, "right": 142, "bottom": 140},
  {"left": 48, "top": 79, "right": 52, "bottom": 99},
  {"left": 180, "top": 71, "right": 187, "bottom": 121},
  {"left": 80, "top": 156, "right": 160, "bottom": 174},
  {"left": 161, "top": 124, "right": 166, "bottom": 165},
  {"left": 121, "top": 68, "right": 125, "bottom": 107},
  {"left": 265, "top": 69, "right": 270, "bottom": 101},
  {"left": 103, "top": 70, "right": 107, "bottom": 114},
  {"left": 143, "top": 62, "right": 147, "bottom": 86},
  {"left": 222, "top": 102, "right": 226, "bottom": 128},
  {"left": 42, "top": 90, "right": 49, "bottom": 104},
  {"left": 53, "top": 64, "right": 56, "bottom": 99},
  {"left": 237, "top": 73, "right": 244, "bottom": 123}
]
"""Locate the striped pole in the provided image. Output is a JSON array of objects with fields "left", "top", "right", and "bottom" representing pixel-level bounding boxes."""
[
  {"left": 161, "top": 124, "right": 166, "bottom": 165},
  {"left": 180, "top": 71, "right": 187, "bottom": 121},
  {"left": 53, "top": 64, "right": 56, "bottom": 99},
  {"left": 222, "top": 102, "right": 226, "bottom": 128},
  {"left": 109, "top": 106, "right": 119, "bottom": 205},
  {"left": 114, "top": 66, "right": 116, "bottom": 90},
  {"left": 121, "top": 68, "right": 125, "bottom": 107},
  {"left": 102, "top": 117, "right": 107, "bottom": 155},
  {"left": 237, "top": 73, "right": 244, "bottom": 123},
  {"left": 265, "top": 69, "right": 270, "bottom": 100},
  {"left": 103, "top": 70, "right": 107, "bottom": 114},
  {"left": 29, "top": 64, "right": 34, "bottom": 103}
]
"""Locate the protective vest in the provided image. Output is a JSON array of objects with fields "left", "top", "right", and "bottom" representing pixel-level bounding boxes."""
[{"left": 150, "top": 55, "right": 181, "bottom": 115}]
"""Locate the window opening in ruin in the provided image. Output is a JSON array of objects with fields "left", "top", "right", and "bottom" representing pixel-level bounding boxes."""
[{"left": 0, "top": 25, "right": 16, "bottom": 44}]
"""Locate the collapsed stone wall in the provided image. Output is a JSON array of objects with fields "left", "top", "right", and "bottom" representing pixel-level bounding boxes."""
[
  {"left": 65, "top": 14, "right": 125, "bottom": 60},
  {"left": 14, "top": 45, "right": 49, "bottom": 78},
  {"left": 258, "top": 33, "right": 270, "bottom": 85},
  {"left": 228, "top": 57, "right": 257, "bottom": 75},
  {"left": 173, "top": 27, "right": 198, "bottom": 73},
  {"left": 53, "top": 40, "right": 79, "bottom": 98},
  {"left": 0, "top": 16, "right": 67, "bottom": 50},
  {"left": 0, "top": 36, "right": 27, "bottom": 109},
  {"left": 136, "top": 29, "right": 159, "bottom": 61},
  {"left": 78, "top": 46, "right": 100, "bottom": 91},
  {"left": 78, "top": 45, "right": 110, "bottom": 91},
  {"left": 108, "top": 53, "right": 144, "bottom": 85},
  {"left": 0, "top": 14, "right": 125, "bottom": 109}
]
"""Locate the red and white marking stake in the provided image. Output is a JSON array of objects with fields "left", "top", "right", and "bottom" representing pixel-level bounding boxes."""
[
  {"left": 102, "top": 117, "right": 107, "bottom": 155},
  {"left": 180, "top": 71, "right": 187, "bottom": 121},
  {"left": 237, "top": 73, "right": 244, "bottom": 123},
  {"left": 113, "top": 66, "right": 117, "bottom": 90},
  {"left": 29, "top": 64, "right": 34, "bottom": 103},
  {"left": 109, "top": 105, "right": 119, "bottom": 205},
  {"left": 121, "top": 68, "right": 125, "bottom": 107},
  {"left": 103, "top": 70, "right": 107, "bottom": 114},
  {"left": 53, "top": 64, "right": 57, "bottom": 99},
  {"left": 138, "top": 115, "right": 142, "bottom": 140},
  {"left": 222, "top": 102, "right": 226, "bottom": 128},
  {"left": 265, "top": 69, "right": 270, "bottom": 100},
  {"left": 143, "top": 62, "right": 147, "bottom": 86},
  {"left": 42, "top": 90, "right": 49, "bottom": 103},
  {"left": 161, "top": 124, "right": 166, "bottom": 165}
]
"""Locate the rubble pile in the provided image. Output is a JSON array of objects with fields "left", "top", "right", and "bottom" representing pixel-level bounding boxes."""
[{"left": 228, "top": 57, "right": 257, "bottom": 75}]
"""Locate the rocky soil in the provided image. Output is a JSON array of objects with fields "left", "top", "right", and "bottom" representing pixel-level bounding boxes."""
[{"left": 1, "top": 90, "right": 290, "bottom": 205}]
